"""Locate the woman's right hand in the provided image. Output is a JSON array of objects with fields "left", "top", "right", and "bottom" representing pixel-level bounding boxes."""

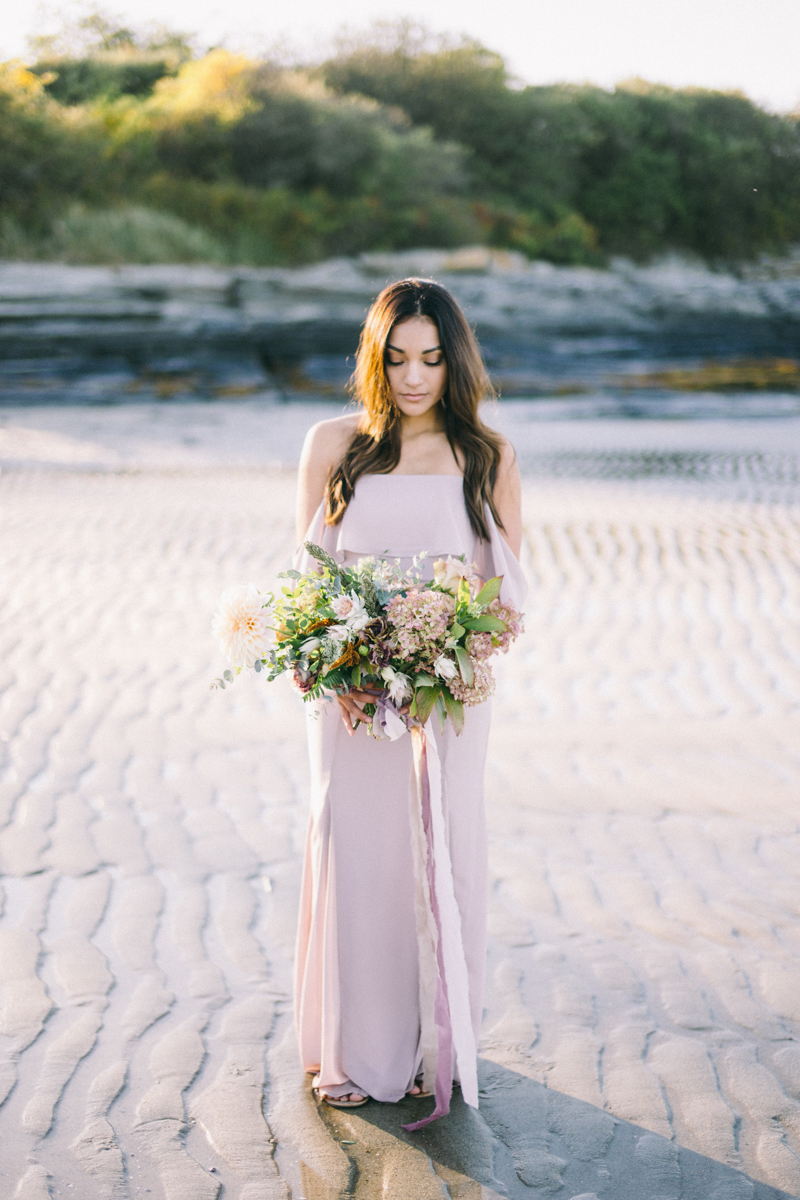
[
  {"left": 336, "top": 687, "right": 410, "bottom": 735},
  {"left": 336, "top": 687, "right": 383, "bottom": 736}
]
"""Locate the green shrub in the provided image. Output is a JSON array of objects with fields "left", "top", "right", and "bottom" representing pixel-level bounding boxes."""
[
  {"left": 0, "top": 63, "right": 112, "bottom": 228},
  {"left": 0, "top": 203, "right": 227, "bottom": 264},
  {"left": 32, "top": 57, "right": 175, "bottom": 104},
  {"left": 141, "top": 174, "right": 480, "bottom": 262},
  {"left": 320, "top": 28, "right": 800, "bottom": 261},
  {"left": 4, "top": 22, "right": 800, "bottom": 267},
  {"left": 475, "top": 204, "right": 601, "bottom": 265}
]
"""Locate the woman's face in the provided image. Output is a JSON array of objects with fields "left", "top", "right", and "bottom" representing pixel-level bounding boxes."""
[{"left": 384, "top": 316, "right": 448, "bottom": 420}]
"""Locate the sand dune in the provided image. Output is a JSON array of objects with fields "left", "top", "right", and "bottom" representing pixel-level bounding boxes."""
[{"left": 1, "top": 404, "right": 800, "bottom": 1198}]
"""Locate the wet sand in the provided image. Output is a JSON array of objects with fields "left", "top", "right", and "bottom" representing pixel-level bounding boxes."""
[{"left": 2, "top": 401, "right": 800, "bottom": 1199}]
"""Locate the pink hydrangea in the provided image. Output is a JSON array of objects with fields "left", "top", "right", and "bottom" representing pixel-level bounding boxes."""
[
  {"left": 386, "top": 588, "right": 455, "bottom": 663},
  {"left": 465, "top": 631, "right": 494, "bottom": 661},
  {"left": 448, "top": 658, "right": 496, "bottom": 706},
  {"left": 486, "top": 599, "right": 524, "bottom": 654}
]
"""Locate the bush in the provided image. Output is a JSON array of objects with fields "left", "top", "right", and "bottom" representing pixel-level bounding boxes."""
[
  {"left": 320, "top": 28, "right": 800, "bottom": 261},
  {"left": 0, "top": 63, "right": 111, "bottom": 228},
  {"left": 141, "top": 174, "right": 480, "bottom": 263},
  {"left": 0, "top": 204, "right": 227, "bottom": 264},
  {"left": 4, "top": 22, "right": 800, "bottom": 267},
  {"left": 32, "top": 57, "right": 175, "bottom": 104}
]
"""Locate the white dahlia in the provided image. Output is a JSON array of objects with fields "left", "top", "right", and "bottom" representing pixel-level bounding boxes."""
[{"left": 212, "top": 584, "right": 270, "bottom": 668}]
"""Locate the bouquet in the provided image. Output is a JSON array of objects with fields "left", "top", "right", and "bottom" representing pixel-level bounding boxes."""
[{"left": 212, "top": 542, "right": 523, "bottom": 735}]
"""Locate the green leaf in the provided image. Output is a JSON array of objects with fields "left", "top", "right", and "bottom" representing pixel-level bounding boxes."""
[
  {"left": 434, "top": 693, "right": 447, "bottom": 733},
  {"left": 223, "top": 670, "right": 233, "bottom": 681},
  {"left": 457, "top": 577, "right": 471, "bottom": 605},
  {"left": 454, "top": 645, "right": 474, "bottom": 685},
  {"left": 414, "top": 673, "right": 435, "bottom": 688},
  {"left": 449, "top": 621, "right": 465, "bottom": 640},
  {"left": 463, "top": 614, "right": 507, "bottom": 632},
  {"left": 415, "top": 685, "right": 441, "bottom": 726},
  {"left": 442, "top": 690, "right": 465, "bottom": 735},
  {"left": 475, "top": 576, "right": 503, "bottom": 605},
  {"left": 254, "top": 659, "right": 262, "bottom": 673},
  {"left": 351, "top": 664, "right": 361, "bottom": 688}
]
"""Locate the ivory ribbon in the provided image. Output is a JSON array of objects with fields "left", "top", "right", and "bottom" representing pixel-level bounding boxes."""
[{"left": 369, "top": 698, "right": 478, "bottom": 1127}]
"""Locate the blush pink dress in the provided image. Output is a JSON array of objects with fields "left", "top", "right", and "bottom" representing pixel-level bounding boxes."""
[{"left": 293, "top": 474, "right": 526, "bottom": 1104}]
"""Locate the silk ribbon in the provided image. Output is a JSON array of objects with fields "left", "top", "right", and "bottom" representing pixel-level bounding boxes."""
[{"left": 371, "top": 699, "right": 478, "bottom": 1129}]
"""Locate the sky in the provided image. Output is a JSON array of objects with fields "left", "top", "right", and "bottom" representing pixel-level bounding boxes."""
[{"left": 5, "top": 0, "right": 800, "bottom": 113}]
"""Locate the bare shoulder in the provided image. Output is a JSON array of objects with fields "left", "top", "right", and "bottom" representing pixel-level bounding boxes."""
[
  {"left": 493, "top": 432, "right": 519, "bottom": 478},
  {"left": 300, "top": 413, "right": 360, "bottom": 473}
]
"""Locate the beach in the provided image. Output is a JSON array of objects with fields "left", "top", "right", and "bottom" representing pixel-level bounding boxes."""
[{"left": 2, "top": 399, "right": 800, "bottom": 1199}]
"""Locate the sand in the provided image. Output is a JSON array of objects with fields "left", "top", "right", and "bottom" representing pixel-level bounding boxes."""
[{"left": 1, "top": 400, "right": 800, "bottom": 1200}]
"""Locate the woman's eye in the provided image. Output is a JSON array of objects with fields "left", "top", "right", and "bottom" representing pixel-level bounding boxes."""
[
  {"left": 424, "top": 359, "right": 444, "bottom": 367},
  {"left": 387, "top": 359, "right": 403, "bottom": 367}
]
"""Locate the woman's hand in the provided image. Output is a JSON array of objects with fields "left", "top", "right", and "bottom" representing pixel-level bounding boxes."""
[
  {"left": 336, "top": 686, "right": 384, "bottom": 736},
  {"left": 336, "top": 687, "right": 410, "bottom": 735}
]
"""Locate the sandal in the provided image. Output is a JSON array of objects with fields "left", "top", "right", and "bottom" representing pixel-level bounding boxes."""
[
  {"left": 313, "top": 1086, "right": 369, "bottom": 1109},
  {"left": 406, "top": 1078, "right": 433, "bottom": 1098}
]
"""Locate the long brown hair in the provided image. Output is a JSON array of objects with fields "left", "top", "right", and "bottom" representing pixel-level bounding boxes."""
[{"left": 325, "top": 278, "right": 504, "bottom": 540}]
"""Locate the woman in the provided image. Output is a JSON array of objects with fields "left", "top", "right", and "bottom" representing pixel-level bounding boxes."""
[{"left": 293, "top": 278, "right": 525, "bottom": 1116}]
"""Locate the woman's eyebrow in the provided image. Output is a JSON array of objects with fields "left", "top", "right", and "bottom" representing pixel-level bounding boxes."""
[{"left": 386, "top": 344, "right": 443, "bottom": 354}]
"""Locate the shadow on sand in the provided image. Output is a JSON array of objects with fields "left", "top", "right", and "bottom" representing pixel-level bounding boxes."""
[{"left": 295, "top": 1059, "right": 799, "bottom": 1200}]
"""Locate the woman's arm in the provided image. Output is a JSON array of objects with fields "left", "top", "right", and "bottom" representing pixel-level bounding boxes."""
[
  {"left": 295, "top": 414, "right": 379, "bottom": 735},
  {"left": 493, "top": 438, "right": 523, "bottom": 558},
  {"left": 295, "top": 415, "right": 360, "bottom": 544}
]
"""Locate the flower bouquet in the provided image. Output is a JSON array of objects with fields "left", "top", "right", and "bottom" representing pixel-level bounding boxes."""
[{"left": 212, "top": 542, "right": 523, "bottom": 736}]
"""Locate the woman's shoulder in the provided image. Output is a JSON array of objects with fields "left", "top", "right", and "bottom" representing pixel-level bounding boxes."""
[
  {"left": 300, "top": 413, "right": 361, "bottom": 472},
  {"left": 479, "top": 420, "right": 517, "bottom": 474}
]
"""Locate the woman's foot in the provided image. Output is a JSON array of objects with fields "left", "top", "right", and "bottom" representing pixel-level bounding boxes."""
[
  {"left": 313, "top": 1086, "right": 368, "bottom": 1108},
  {"left": 406, "top": 1081, "right": 433, "bottom": 1098}
]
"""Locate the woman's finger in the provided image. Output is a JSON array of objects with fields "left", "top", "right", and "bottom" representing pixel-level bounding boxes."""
[{"left": 336, "top": 693, "right": 369, "bottom": 735}]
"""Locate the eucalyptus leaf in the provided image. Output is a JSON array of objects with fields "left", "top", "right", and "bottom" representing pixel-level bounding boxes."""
[
  {"left": 223, "top": 670, "right": 233, "bottom": 681},
  {"left": 475, "top": 576, "right": 503, "bottom": 605},
  {"left": 254, "top": 659, "right": 262, "bottom": 672}
]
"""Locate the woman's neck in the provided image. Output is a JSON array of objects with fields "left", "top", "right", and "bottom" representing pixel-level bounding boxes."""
[{"left": 399, "top": 407, "right": 446, "bottom": 440}]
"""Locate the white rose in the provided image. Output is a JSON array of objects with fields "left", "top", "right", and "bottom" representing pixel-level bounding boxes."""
[
  {"left": 432, "top": 556, "right": 477, "bottom": 595},
  {"left": 433, "top": 655, "right": 458, "bottom": 681},
  {"left": 300, "top": 637, "right": 321, "bottom": 653}
]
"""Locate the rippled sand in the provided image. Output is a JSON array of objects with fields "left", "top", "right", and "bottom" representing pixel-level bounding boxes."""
[{"left": 2, "top": 402, "right": 800, "bottom": 1200}]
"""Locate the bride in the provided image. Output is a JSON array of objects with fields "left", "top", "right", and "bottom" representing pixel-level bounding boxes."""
[{"left": 293, "top": 277, "right": 525, "bottom": 1117}]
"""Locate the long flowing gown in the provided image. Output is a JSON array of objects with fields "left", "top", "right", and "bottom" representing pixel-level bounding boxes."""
[{"left": 293, "top": 474, "right": 527, "bottom": 1105}]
